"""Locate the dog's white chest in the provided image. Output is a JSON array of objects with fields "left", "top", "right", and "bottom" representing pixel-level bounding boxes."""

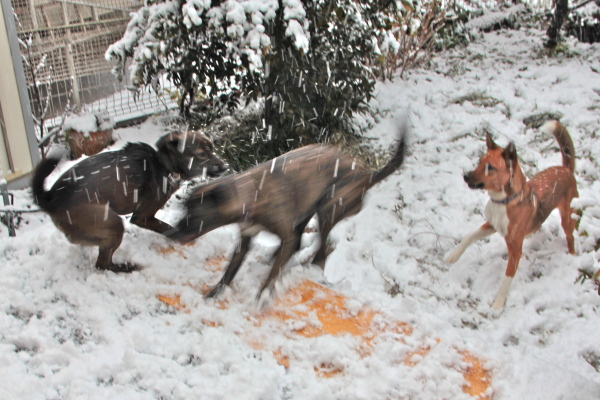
[{"left": 484, "top": 200, "right": 509, "bottom": 237}]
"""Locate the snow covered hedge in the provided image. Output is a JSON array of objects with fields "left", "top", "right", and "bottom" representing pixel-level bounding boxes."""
[{"left": 106, "top": 0, "right": 404, "bottom": 154}]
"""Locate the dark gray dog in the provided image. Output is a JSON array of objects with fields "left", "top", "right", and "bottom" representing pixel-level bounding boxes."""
[
  {"left": 32, "top": 131, "right": 228, "bottom": 272},
  {"left": 169, "top": 125, "right": 408, "bottom": 299}
]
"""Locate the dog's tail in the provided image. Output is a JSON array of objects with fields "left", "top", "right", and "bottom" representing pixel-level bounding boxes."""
[
  {"left": 31, "top": 156, "right": 61, "bottom": 211},
  {"left": 541, "top": 120, "right": 575, "bottom": 172},
  {"left": 370, "top": 120, "right": 409, "bottom": 187}
]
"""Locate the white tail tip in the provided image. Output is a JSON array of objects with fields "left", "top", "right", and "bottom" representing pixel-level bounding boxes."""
[{"left": 540, "top": 120, "right": 558, "bottom": 135}]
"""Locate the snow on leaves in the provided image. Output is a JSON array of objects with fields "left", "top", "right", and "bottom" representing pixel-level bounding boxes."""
[{"left": 105, "top": 0, "right": 404, "bottom": 141}]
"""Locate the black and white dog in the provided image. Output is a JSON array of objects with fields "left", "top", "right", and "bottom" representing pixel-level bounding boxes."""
[{"left": 32, "top": 131, "right": 228, "bottom": 272}]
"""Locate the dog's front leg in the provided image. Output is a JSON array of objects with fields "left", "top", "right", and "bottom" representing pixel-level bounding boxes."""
[
  {"left": 206, "top": 234, "right": 252, "bottom": 299},
  {"left": 445, "top": 222, "right": 495, "bottom": 264},
  {"left": 491, "top": 235, "right": 524, "bottom": 310}
]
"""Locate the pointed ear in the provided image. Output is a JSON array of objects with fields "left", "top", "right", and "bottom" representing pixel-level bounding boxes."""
[
  {"left": 485, "top": 131, "right": 498, "bottom": 150},
  {"left": 156, "top": 132, "right": 180, "bottom": 152},
  {"left": 503, "top": 142, "right": 518, "bottom": 165}
]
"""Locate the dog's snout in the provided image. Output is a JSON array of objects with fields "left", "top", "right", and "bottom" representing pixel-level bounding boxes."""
[
  {"left": 205, "top": 160, "right": 229, "bottom": 177},
  {"left": 463, "top": 172, "right": 484, "bottom": 190}
]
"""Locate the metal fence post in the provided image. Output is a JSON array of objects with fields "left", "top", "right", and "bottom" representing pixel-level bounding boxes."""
[
  {"left": 0, "top": 179, "right": 16, "bottom": 236},
  {"left": 66, "top": 43, "right": 81, "bottom": 107}
]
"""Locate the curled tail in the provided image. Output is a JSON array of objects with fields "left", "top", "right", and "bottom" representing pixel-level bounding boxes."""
[
  {"left": 371, "top": 120, "right": 409, "bottom": 186},
  {"left": 31, "top": 156, "right": 61, "bottom": 211},
  {"left": 541, "top": 120, "right": 575, "bottom": 172}
]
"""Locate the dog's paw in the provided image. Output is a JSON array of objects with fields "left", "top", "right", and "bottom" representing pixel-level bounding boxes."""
[
  {"left": 445, "top": 250, "right": 462, "bottom": 264},
  {"left": 490, "top": 292, "right": 508, "bottom": 312},
  {"left": 491, "top": 299, "right": 506, "bottom": 311},
  {"left": 204, "top": 283, "right": 225, "bottom": 299},
  {"left": 102, "top": 262, "right": 140, "bottom": 273},
  {"left": 256, "top": 286, "right": 275, "bottom": 311}
]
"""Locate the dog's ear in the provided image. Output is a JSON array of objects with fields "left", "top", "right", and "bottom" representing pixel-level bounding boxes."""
[
  {"left": 503, "top": 142, "right": 518, "bottom": 168},
  {"left": 156, "top": 132, "right": 181, "bottom": 153},
  {"left": 485, "top": 131, "right": 499, "bottom": 150}
]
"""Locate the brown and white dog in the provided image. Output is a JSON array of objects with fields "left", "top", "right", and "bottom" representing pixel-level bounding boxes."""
[
  {"left": 168, "top": 125, "right": 408, "bottom": 300},
  {"left": 32, "top": 131, "right": 228, "bottom": 272},
  {"left": 445, "top": 121, "right": 578, "bottom": 310}
]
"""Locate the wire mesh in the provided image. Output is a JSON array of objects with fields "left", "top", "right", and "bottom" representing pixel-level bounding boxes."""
[{"left": 10, "top": 0, "right": 175, "bottom": 130}]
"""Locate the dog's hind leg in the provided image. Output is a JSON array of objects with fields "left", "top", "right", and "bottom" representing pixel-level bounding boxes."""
[
  {"left": 445, "top": 222, "right": 496, "bottom": 264},
  {"left": 312, "top": 200, "right": 361, "bottom": 269},
  {"left": 257, "top": 235, "right": 302, "bottom": 299},
  {"left": 291, "top": 215, "right": 314, "bottom": 254},
  {"left": 311, "top": 223, "right": 333, "bottom": 270},
  {"left": 312, "top": 205, "right": 345, "bottom": 270},
  {"left": 54, "top": 204, "right": 136, "bottom": 273},
  {"left": 558, "top": 197, "right": 577, "bottom": 255},
  {"left": 94, "top": 209, "right": 137, "bottom": 273},
  {"left": 312, "top": 181, "right": 369, "bottom": 269},
  {"left": 205, "top": 234, "right": 252, "bottom": 299}
]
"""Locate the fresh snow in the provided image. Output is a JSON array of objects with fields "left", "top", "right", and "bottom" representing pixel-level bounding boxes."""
[
  {"left": 2, "top": 27, "right": 600, "bottom": 399},
  {"left": 465, "top": 4, "right": 527, "bottom": 31}
]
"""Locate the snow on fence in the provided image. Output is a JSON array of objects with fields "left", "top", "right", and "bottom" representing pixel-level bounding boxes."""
[
  {"left": 10, "top": 0, "right": 558, "bottom": 134},
  {"left": 11, "top": 0, "right": 174, "bottom": 129}
]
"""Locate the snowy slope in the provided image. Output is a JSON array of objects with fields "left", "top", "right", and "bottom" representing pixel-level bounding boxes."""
[{"left": 1, "top": 27, "right": 600, "bottom": 399}]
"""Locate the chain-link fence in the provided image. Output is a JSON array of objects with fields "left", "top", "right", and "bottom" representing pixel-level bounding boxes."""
[{"left": 11, "top": 0, "right": 175, "bottom": 127}]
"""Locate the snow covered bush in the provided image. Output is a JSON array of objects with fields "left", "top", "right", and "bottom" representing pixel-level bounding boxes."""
[
  {"left": 106, "top": 0, "right": 265, "bottom": 117},
  {"left": 376, "top": 0, "right": 449, "bottom": 79},
  {"left": 106, "top": 0, "right": 402, "bottom": 168},
  {"left": 257, "top": 0, "right": 400, "bottom": 152}
]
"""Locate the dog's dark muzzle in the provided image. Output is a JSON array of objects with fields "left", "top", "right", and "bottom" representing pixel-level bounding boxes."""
[{"left": 464, "top": 173, "right": 484, "bottom": 190}]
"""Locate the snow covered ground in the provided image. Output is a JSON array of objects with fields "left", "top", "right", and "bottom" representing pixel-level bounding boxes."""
[{"left": 2, "top": 27, "right": 600, "bottom": 399}]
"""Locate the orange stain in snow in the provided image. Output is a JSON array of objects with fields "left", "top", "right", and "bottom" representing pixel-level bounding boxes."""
[{"left": 157, "top": 259, "right": 491, "bottom": 398}]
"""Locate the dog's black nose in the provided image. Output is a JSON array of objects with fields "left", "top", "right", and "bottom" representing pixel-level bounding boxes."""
[{"left": 464, "top": 173, "right": 483, "bottom": 189}]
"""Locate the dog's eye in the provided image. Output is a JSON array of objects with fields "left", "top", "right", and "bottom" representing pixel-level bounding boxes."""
[{"left": 485, "top": 163, "right": 496, "bottom": 172}]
